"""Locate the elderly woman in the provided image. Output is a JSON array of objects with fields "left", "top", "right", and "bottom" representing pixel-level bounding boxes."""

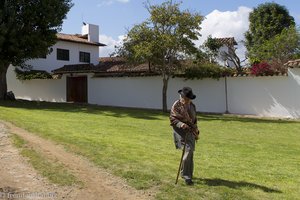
[{"left": 170, "top": 87, "right": 199, "bottom": 185}]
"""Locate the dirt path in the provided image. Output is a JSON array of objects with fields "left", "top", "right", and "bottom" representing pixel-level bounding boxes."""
[{"left": 0, "top": 121, "right": 154, "bottom": 200}]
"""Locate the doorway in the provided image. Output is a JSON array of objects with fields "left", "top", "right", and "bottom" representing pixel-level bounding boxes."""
[{"left": 67, "top": 76, "right": 88, "bottom": 103}]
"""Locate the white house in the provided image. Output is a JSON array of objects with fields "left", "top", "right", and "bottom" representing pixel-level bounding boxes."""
[
  {"left": 214, "top": 37, "right": 238, "bottom": 68},
  {"left": 7, "top": 23, "right": 106, "bottom": 103}
]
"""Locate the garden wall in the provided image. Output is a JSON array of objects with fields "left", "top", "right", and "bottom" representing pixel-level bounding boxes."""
[
  {"left": 7, "top": 66, "right": 66, "bottom": 102},
  {"left": 88, "top": 76, "right": 227, "bottom": 113},
  {"left": 227, "top": 68, "right": 300, "bottom": 118},
  {"left": 7, "top": 65, "right": 300, "bottom": 119}
]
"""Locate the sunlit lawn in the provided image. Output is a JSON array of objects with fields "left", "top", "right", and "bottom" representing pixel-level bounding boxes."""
[{"left": 0, "top": 100, "right": 299, "bottom": 200}]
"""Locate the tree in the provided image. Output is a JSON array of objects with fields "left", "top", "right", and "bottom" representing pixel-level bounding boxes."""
[
  {"left": 115, "top": 0, "right": 203, "bottom": 112},
  {"left": 244, "top": 2, "right": 295, "bottom": 62},
  {"left": 0, "top": 0, "right": 73, "bottom": 100},
  {"left": 203, "top": 36, "right": 246, "bottom": 74},
  {"left": 219, "top": 43, "right": 247, "bottom": 74},
  {"left": 202, "top": 35, "right": 222, "bottom": 64},
  {"left": 250, "top": 26, "right": 300, "bottom": 72}
]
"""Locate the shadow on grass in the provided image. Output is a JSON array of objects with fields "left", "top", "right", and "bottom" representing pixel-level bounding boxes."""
[
  {"left": 0, "top": 100, "right": 168, "bottom": 120},
  {"left": 194, "top": 178, "right": 282, "bottom": 193},
  {"left": 200, "top": 114, "right": 299, "bottom": 124},
  {"left": 0, "top": 100, "right": 298, "bottom": 124}
]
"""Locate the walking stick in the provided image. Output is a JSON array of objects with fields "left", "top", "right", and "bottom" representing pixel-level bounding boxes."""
[{"left": 175, "top": 133, "right": 188, "bottom": 184}]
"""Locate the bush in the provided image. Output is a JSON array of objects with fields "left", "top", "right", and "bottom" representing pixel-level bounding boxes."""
[
  {"left": 182, "top": 63, "right": 235, "bottom": 80},
  {"left": 250, "top": 62, "right": 275, "bottom": 76},
  {"left": 15, "top": 68, "right": 53, "bottom": 80}
]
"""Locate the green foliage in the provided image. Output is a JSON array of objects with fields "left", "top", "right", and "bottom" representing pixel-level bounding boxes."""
[
  {"left": 15, "top": 68, "right": 52, "bottom": 80},
  {"left": 204, "top": 36, "right": 223, "bottom": 52},
  {"left": 202, "top": 35, "right": 223, "bottom": 63},
  {"left": 245, "top": 2, "right": 295, "bottom": 61},
  {"left": 116, "top": 0, "right": 203, "bottom": 71},
  {"left": 0, "top": 0, "right": 72, "bottom": 67},
  {"left": 248, "top": 26, "right": 300, "bottom": 67},
  {"left": 194, "top": 50, "right": 211, "bottom": 64},
  {"left": 182, "top": 63, "right": 235, "bottom": 80}
]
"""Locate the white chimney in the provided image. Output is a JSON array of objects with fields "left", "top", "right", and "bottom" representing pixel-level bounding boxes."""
[{"left": 81, "top": 23, "right": 99, "bottom": 43}]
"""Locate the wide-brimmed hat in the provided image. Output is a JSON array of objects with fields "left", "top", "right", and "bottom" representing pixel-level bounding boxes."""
[{"left": 178, "top": 87, "right": 196, "bottom": 100}]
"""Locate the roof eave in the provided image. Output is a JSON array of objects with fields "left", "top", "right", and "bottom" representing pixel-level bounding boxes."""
[{"left": 57, "top": 38, "right": 106, "bottom": 46}]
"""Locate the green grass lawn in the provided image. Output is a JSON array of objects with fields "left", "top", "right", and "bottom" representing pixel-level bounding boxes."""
[{"left": 0, "top": 100, "right": 299, "bottom": 200}]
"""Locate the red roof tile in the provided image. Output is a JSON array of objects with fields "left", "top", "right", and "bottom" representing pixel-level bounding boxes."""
[
  {"left": 56, "top": 33, "right": 106, "bottom": 46},
  {"left": 98, "top": 57, "right": 152, "bottom": 72},
  {"left": 284, "top": 59, "right": 300, "bottom": 68},
  {"left": 52, "top": 64, "right": 96, "bottom": 74},
  {"left": 214, "top": 37, "right": 237, "bottom": 46},
  {"left": 52, "top": 57, "right": 156, "bottom": 75}
]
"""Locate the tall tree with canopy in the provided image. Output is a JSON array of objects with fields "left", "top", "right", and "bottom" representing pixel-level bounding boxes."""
[
  {"left": 244, "top": 2, "right": 295, "bottom": 63},
  {"left": 250, "top": 26, "right": 300, "bottom": 70},
  {"left": 115, "top": 0, "right": 203, "bottom": 112},
  {"left": 0, "top": 0, "right": 73, "bottom": 100}
]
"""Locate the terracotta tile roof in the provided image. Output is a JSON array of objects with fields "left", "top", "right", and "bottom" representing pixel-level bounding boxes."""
[
  {"left": 107, "top": 63, "right": 150, "bottom": 72},
  {"left": 52, "top": 57, "right": 157, "bottom": 76},
  {"left": 93, "top": 71, "right": 159, "bottom": 78},
  {"left": 284, "top": 59, "right": 300, "bottom": 68},
  {"left": 56, "top": 33, "right": 106, "bottom": 46},
  {"left": 214, "top": 37, "right": 237, "bottom": 46},
  {"left": 95, "top": 57, "right": 159, "bottom": 77},
  {"left": 97, "top": 57, "right": 152, "bottom": 72},
  {"left": 52, "top": 57, "right": 291, "bottom": 78},
  {"left": 52, "top": 64, "right": 96, "bottom": 74},
  {"left": 97, "top": 57, "right": 127, "bottom": 72},
  {"left": 99, "top": 57, "right": 126, "bottom": 63}
]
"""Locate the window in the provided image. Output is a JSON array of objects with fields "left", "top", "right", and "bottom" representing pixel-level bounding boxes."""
[
  {"left": 57, "top": 48, "right": 69, "bottom": 61},
  {"left": 79, "top": 52, "right": 90, "bottom": 63}
]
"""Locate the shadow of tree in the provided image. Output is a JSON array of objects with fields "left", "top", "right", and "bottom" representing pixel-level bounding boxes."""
[
  {"left": 0, "top": 100, "right": 168, "bottom": 120},
  {"left": 0, "top": 100, "right": 299, "bottom": 124},
  {"left": 194, "top": 178, "right": 282, "bottom": 193},
  {"left": 199, "top": 114, "right": 299, "bottom": 124}
]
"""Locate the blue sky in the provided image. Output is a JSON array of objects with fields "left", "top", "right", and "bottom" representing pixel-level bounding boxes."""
[{"left": 61, "top": 0, "right": 300, "bottom": 57}]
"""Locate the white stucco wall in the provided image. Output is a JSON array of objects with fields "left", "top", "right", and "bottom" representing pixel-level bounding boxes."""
[
  {"left": 6, "top": 66, "right": 300, "bottom": 119},
  {"left": 227, "top": 68, "right": 300, "bottom": 118},
  {"left": 88, "top": 76, "right": 226, "bottom": 112},
  {"left": 7, "top": 66, "right": 66, "bottom": 102},
  {"left": 89, "top": 76, "right": 163, "bottom": 109},
  {"left": 25, "top": 40, "right": 99, "bottom": 72},
  {"left": 168, "top": 78, "right": 226, "bottom": 113},
  {"left": 82, "top": 24, "right": 99, "bottom": 43},
  {"left": 87, "top": 69, "right": 300, "bottom": 118}
]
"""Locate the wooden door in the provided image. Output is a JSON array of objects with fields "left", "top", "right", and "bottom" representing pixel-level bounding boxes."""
[{"left": 67, "top": 76, "right": 88, "bottom": 103}]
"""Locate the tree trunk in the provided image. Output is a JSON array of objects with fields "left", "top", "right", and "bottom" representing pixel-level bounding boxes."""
[
  {"left": 0, "top": 64, "right": 9, "bottom": 100},
  {"left": 162, "top": 76, "right": 169, "bottom": 112}
]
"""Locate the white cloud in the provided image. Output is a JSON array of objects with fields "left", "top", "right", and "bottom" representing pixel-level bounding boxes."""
[
  {"left": 99, "top": 6, "right": 252, "bottom": 59},
  {"left": 196, "top": 6, "right": 252, "bottom": 59},
  {"left": 99, "top": 34, "right": 125, "bottom": 57},
  {"left": 97, "top": 0, "right": 129, "bottom": 7}
]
